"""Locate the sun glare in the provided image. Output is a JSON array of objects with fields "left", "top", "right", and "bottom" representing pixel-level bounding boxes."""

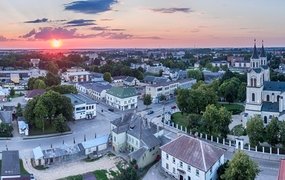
[{"left": 51, "top": 39, "right": 62, "bottom": 48}]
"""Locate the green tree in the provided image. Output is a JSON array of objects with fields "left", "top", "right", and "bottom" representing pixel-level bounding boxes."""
[
  {"left": 34, "top": 99, "right": 48, "bottom": 132},
  {"left": 54, "top": 114, "right": 68, "bottom": 133},
  {"left": 45, "top": 72, "right": 61, "bottom": 87},
  {"left": 159, "top": 94, "right": 166, "bottom": 101},
  {"left": 113, "top": 163, "right": 138, "bottom": 180},
  {"left": 9, "top": 87, "right": 15, "bottom": 97},
  {"left": 15, "top": 103, "right": 23, "bottom": 117},
  {"left": 187, "top": 69, "right": 203, "bottom": 81},
  {"left": 47, "top": 85, "right": 78, "bottom": 94},
  {"left": 246, "top": 116, "right": 264, "bottom": 146},
  {"left": 186, "top": 114, "right": 202, "bottom": 132},
  {"left": 217, "top": 160, "right": 229, "bottom": 180},
  {"left": 266, "top": 117, "right": 280, "bottom": 146},
  {"left": 33, "top": 79, "right": 46, "bottom": 89},
  {"left": 219, "top": 77, "right": 241, "bottom": 103},
  {"left": 202, "top": 105, "right": 232, "bottom": 137},
  {"left": 237, "top": 82, "right": 247, "bottom": 102},
  {"left": 222, "top": 151, "right": 260, "bottom": 180},
  {"left": 279, "top": 121, "right": 285, "bottom": 147},
  {"left": 103, "top": 72, "right": 112, "bottom": 83},
  {"left": 0, "top": 123, "right": 13, "bottom": 137},
  {"left": 47, "top": 61, "right": 59, "bottom": 75},
  {"left": 143, "top": 94, "right": 152, "bottom": 108}
]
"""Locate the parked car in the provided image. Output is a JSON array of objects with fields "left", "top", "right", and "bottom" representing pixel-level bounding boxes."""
[
  {"left": 171, "top": 105, "right": 177, "bottom": 109},
  {"left": 147, "top": 110, "right": 154, "bottom": 115},
  {"left": 108, "top": 108, "right": 114, "bottom": 112}
]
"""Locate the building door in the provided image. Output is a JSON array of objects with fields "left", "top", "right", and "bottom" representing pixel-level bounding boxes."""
[{"left": 180, "top": 175, "right": 183, "bottom": 180}]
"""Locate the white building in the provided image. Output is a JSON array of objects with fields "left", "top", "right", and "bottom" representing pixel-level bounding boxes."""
[
  {"left": 79, "top": 134, "right": 109, "bottom": 156},
  {"left": 145, "top": 79, "right": 196, "bottom": 102},
  {"left": 64, "top": 94, "right": 96, "bottom": 120},
  {"left": 106, "top": 87, "right": 138, "bottom": 111},
  {"left": 76, "top": 82, "right": 112, "bottom": 101},
  {"left": 211, "top": 60, "right": 229, "bottom": 68},
  {"left": 244, "top": 40, "right": 285, "bottom": 124},
  {"left": 124, "top": 76, "right": 140, "bottom": 86},
  {"left": 0, "top": 69, "right": 47, "bottom": 84},
  {"left": 161, "top": 135, "right": 225, "bottom": 180},
  {"left": 111, "top": 113, "right": 165, "bottom": 168},
  {"left": 62, "top": 67, "right": 90, "bottom": 82}
]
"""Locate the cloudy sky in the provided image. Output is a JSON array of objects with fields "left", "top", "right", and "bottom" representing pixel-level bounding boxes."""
[{"left": 0, "top": 0, "right": 284, "bottom": 49}]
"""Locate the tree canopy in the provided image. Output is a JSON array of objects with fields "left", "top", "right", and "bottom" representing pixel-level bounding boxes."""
[
  {"left": 143, "top": 94, "right": 152, "bottom": 108},
  {"left": 103, "top": 72, "right": 112, "bottom": 83},
  {"left": 222, "top": 151, "right": 260, "bottom": 180},
  {"left": 24, "top": 90, "right": 73, "bottom": 132},
  {"left": 246, "top": 116, "right": 264, "bottom": 146}
]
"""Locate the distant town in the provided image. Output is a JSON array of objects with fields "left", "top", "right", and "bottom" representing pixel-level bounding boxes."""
[{"left": 0, "top": 43, "right": 285, "bottom": 180}]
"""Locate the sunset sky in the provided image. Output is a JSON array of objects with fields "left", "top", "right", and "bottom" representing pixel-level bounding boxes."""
[{"left": 0, "top": 0, "right": 284, "bottom": 49}]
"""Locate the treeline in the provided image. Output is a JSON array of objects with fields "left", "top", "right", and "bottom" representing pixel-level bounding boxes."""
[{"left": 87, "top": 60, "right": 144, "bottom": 80}]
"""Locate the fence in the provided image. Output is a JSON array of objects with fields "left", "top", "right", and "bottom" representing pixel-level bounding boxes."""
[{"left": 163, "top": 120, "right": 285, "bottom": 156}]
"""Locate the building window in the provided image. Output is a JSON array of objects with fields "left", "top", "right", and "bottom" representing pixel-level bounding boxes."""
[
  {"left": 188, "top": 165, "right": 191, "bottom": 172},
  {"left": 264, "top": 116, "right": 268, "bottom": 124},
  {"left": 172, "top": 157, "right": 175, "bottom": 164},
  {"left": 210, "top": 167, "right": 212, "bottom": 174},
  {"left": 166, "top": 154, "right": 169, "bottom": 160},
  {"left": 252, "top": 93, "right": 255, "bottom": 102},
  {"left": 166, "top": 163, "right": 169, "bottom": 170},
  {"left": 188, "top": 176, "right": 191, "bottom": 180},
  {"left": 180, "top": 161, "right": 183, "bottom": 168},
  {"left": 278, "top": 95, "right": 280, "bottom": 102},
  {"left": 267, "top": 95, "right": 270, "bottom": 101},
  {"left": 173, "top": 167, "right": 176, "bottom": 174},
  {"left": 113, "top": 136, "right": 116, "bottom": 142},
  {"left": 196, "top": 169, "right": 199, "bottom": 177}
]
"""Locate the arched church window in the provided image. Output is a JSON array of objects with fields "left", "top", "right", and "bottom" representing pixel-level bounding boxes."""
[
  {"left": 252, "top": 93, "right": 255, "bottom": 102},
  {"left": 264, "top": 116, "right": 268, "bottom": 124},
  {"left": 267, "top": 95, "right": 270, "bottom": 101},
  {"left": 250, "top": 78, "right": 253, "bottom": 86},
  {"left": 253, "top": 78, "right": 257, "bottom": 87}
]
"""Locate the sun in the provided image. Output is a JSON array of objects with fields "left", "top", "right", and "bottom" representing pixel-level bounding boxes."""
[{"left": 51, "top": 39, "right": 62, "bottom": 48}]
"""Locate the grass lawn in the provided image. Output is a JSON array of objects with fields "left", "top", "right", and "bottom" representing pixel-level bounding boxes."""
[
  {"left": 93, "top": 170, "right": 108, "bottom": 180},
  {"left": 219, "top": 103, "right": 245, "bottom": 115},
  {"left": 20, "top": 160, "right": 30, "bottom": 175},
  {"left": 171, "top": 112, "right": 189, "bottom": 127}
]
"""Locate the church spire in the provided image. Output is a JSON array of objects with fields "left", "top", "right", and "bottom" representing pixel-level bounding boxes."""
[
  {"left": 251, "top": 39, "right": 259, "bottom": 59},
  {"left": 260, "top": 40, "right": 266, "bottom": 57}
]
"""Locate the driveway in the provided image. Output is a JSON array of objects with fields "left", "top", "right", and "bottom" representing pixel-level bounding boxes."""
[
  {"left": 23, "top": 156, "right": 122, "bottom": 180},
  {"left": 143, "top": 161, "right": 175, "bottom": 180}
]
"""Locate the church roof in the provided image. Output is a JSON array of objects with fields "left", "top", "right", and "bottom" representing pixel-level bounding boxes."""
[
  {"left": 261, "top": 102, "right": 279, "bottom": 112},
  {"left": 252, "top": 68, "right": 262, "bottom": 73},
  {"left": 264, "top": 81, "right": 285, "bottom": 92},
  {"left": 261, "top": 65, "right": 269, "bottom": 70},
  {"left": 251, "top": 40, "right": 259, "bottom": 59},
  {"left": 260, "top": 41, "right": 266, "bottom": 58}
]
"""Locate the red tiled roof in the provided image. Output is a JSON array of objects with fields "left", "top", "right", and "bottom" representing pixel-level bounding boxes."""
[
  {"left": 278, "top": 159, "right": 285, "bottom": 180},
  {"left": 25, "top": 89, "right": 45, "bottom": 98},
  {"left": 160, "top": 135, "right": 225, "bottom": 172}
]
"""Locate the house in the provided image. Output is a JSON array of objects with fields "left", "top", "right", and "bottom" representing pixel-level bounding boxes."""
[
  {"left": 278, "top": 159, "right": 285, "bottom": 180},
  {"left": 25, "top": 89, "right": 46, "bottom": 101},
  {"left": 211, "top": 60, "right": 229, "bottom": 68},
  {"left": 0, "top": 111, "right": 12, "bottom": 124},
  {"left": 64, "top": 94, "right": 97, "bottom": 120},
  {"left": 89, "top": 73, "right": 104, "bottom": 82},
  {"left": 0, "top": 151, "right": 31, "bottom": 180},
  {"left": 124, "top": 76, "right": 140, "bottom": 86},
  {"left": 112, "top": 76, "right": 127, "bottom": 87},
  {"left": 78, "top": 134, "right": 109, "bottom": 156},
  {"left": 76, "top": 82, "right": 112, "bottom": 101},
  {"left": 32, "top": 144, "right": 82, "bottom": 166},
  {"left": 145, "top": 79, "right": 196, "bottom": 102},
  {"left": 144, "top": 76, "right": 169, "bottom": 85},
  {"left": 106, "top": 87, "right": 138, "bottom": 111},
  {"left": 111, "top": 113, "right": 166, "bottom": 168},
  {"left": 161, "top": 135, "right": 225, "bottom": 180},
  {"left": 0, "top": 69, "right": 47, "bottom": 84}
]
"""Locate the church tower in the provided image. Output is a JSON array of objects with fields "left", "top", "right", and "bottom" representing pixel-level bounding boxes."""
[
  {"left": 260, "top": 40, "right": 270, "bottom": 81},
  {"left": 245, "top": 40, "right": 264, "bottom": 115}
]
